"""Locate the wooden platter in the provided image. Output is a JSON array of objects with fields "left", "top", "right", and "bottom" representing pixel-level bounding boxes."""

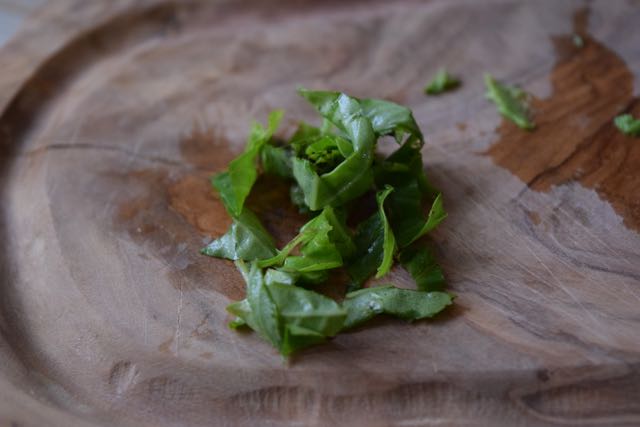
[{"left": 1, "top": 1, "right": 639, "bottom": 426}]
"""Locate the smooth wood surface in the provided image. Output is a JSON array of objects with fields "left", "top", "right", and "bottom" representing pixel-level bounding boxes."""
[{"left": 1, "top": 1, "right": 639, "bottom": 426}]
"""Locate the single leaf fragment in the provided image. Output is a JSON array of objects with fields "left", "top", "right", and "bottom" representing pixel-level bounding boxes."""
[
  {"left": 614, "top": 114, "right": 640, "bottom": 137},
  {"left": 399, "top": 244, "right": 446, "bottom": 292},
  {"left": 424, "top": 69, "right": 460, "bottom": 95},
  {"left": 342, "top": 285, "right": 453, "bottom": 329},
  {"left": 346, "top": 185, "right": 397, "bottom": 288},
  {"left": 227, "top": 261, "right": 346, "bottom": 355},
  {"left": 484, "top": 73, "right": 535, "bottom": 130},
  {"left": 201, "top": 209, "right": 276, "bottom": 261},
  {"left": 213, "top": 110, "right": 283, "bottom": 216}
]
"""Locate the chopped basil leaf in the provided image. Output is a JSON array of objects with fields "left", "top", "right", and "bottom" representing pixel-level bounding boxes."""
[
  {"left": 346, "top": 186, "right": 396, "bottom": 289},
  {"left": 201, "top": 208, "right": 276, "bottom": 261},
  {"left": 342, "top": 285, "right": 453, "bottom": 329},
  {"left": 614, "top": 114, "right": 640, "bottom": 137},
  {"left": 484, "top": 73, "right": 535, "bottom": 130},
  {"left": 213, "top": 110, "right": 283, "bottom": 216},
  {"left": 424, "top": 69, "right": 460, "bottom": 95},
  {"left": 399, "top": 244, "right": 446, "bottom": 292}
]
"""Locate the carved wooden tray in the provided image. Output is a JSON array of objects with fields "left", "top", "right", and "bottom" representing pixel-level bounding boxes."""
[{"left": 1, "top": 1, "right": 639, "bottom": 426}]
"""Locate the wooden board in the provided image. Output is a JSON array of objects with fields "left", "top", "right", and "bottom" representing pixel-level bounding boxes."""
[{"left": 1, "top": 1, "right": 639, "bottom": 426}]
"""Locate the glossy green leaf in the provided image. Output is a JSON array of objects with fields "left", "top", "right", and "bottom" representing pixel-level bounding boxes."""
[
  {"left": 399, "top": 244, "right": 446, "bottom": 292},
  {"left": 289, "top": 121, "right": 323, "bottom": 154},
  {"left": 292, "top": 153, "right": 374, "bottom": 211},
  {"left": 227, "top": 262, "right": 347, "bottom": 355},
  {"left": 342, "top": 285, "right": 453, "bottom": 329},
  {"left": 201, "top": 209, "right": 277, "bottom": 260},
  {"left": 484, "top": 74, "right": 534, "bottom": 130},
  {"left": 234, "top": 261, "right": 283, "bottom": 348},
  {"left": 614, "top": 114, "right": 640, "bottom": 137},
  {"left": 358, "top": 98, "right": 423, "bottom": 142},
  {"left": 388, "top": 186, "right": 447, "bottom": 248},
  {"left": 260, "top": 144, "right": 293, "bottom": 178},
  {"left": 424, "top": 69, "right": 460, "bottom": 95},
  {"left": 322, "top": 206, "right": 356, "bottom": 259},
  {"left": 374, "top": 137, "right": 446, "bottom": 248},
  {"left": 274, "top": 282, "right": 346, "bottom": 355},
  {"left": 264, "top": 268, "right": 328, "bottom": 288},
  {"left": 299, "top": 88, "right": 423, "bottom": 142},
  {"left": 346, "top": 186, "right": 396, "bottom": 288},
  {"left": 257, "top": 207, "right": 346, "bottom": 273},
  {"left": 213, "top": 110, "right": 283, "bottom": 216},
  {"left": 293, "top": 90, "right": 377, "bottom": 211},
  {"left": 268, "top": 283, "right": 346, "bottom": 336},
  {"left": 376, "top": 186, "right": 396, "bottom": 278}
]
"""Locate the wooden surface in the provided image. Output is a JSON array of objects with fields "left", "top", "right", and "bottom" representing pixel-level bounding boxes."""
[
  {"left": 1, "top": 1, "right": 639, "bottom": 426},
  {"left": 0, "top": 1, "right": 42, "bottom": 47}
]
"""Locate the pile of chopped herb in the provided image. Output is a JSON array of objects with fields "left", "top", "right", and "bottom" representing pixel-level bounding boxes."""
[{"left": 202, "top": 88, "right": 453, "bottom": 356}]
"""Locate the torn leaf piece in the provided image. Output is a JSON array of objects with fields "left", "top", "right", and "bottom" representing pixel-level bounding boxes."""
[
  {"left": 484, "top": 74, "right": 535, "bottom": 130},
  {"left": 342, "top": 285, "right": 453, "bottom": 329}
]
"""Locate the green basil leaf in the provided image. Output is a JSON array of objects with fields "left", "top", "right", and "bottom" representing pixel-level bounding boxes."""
[
  {"left": 264, "top": 268, "right": 328, "bottom": 288},
  {"left": 228, "top": 263, "right": 346, "bottom": 355},
  {"left": 376, "top": 186, "right": 396, "bottom": 278},
  {"left": 292, "top": 154, "right": 374, "bottom": 211},
  {"left": 374, "top": 138, "right": 445, "bottom": 248},
  {"left": 260, "top": 144, "right": 293, "bottom": 178},
  {"left": 299, "top": 88, "right": 423, "bottom": 143},
  {"left": 322, "top": 206, "right": 356, "bottom": 259},
  {"left": 342, "top": 285, "right": 453, "bottom": 329},
  {"left": 302, "top": 134, "right": 347, "bottom": 175},
  {"left": 399, "top": 244, "right": 446, "bottom": 292},
  {"left": 358, "top": 98, "right": 423, "bottom": 142},
  {"left": 293, "top": 90, "right": 377, "bottom": 210},
  {"left": 213, "top": 110, "right": 283, "bottom": 216},
  {"left": 484, "top": 73, "right": 535, "bottom": 130},
  {"left": 346, "top": 186, "right": 396, "bottom": 288},
  {"left": 267, "top": 283, "right": 346, "bottom": 337},
  {"left": 289, "top": 184, "right": 311, "bottom": 214},
  {"left": 257, "top": 207, "right": 345, "bottom": 273},
  {"left": 201, "top": 208, "right": 277, "bottom": 260},
  {"left": 614, "top": 114, "right": 640, "bottom": 137},
  {"left": 227, "top": 299, "right": 251, "bottom": 329},
  {"left": 270, "top": 283, "right": 346, "bottom": 355},
  {"left": 377, "top": 136, "right": 433, "bottom": 194},
  {"left": 264, "top": 268, "right": 298, "bottom": 287},
  {"left": 388, "top": 185, "right": 447, "bottom": 248},
  {"left": 238, "top": 261, "right": 282, "bottom": 349},
  {"left": 424, "top": 69, "right": 460, "bottom": 95}
]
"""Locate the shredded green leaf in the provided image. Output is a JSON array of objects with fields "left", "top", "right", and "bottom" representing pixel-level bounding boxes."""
[
  {"left": 201, "top": 209, "right": 276, "bottom": 261},
  {"left": 213, "top": 110, "right": 283, "bottom": 216},
  {"left": 200, "top": 89, "right": 451, "bottom": 356},
  {"left": 484, "top": 73, "right": 535, "bottom": 130},
  {"left": 614, "top": 114, "right": 640, "bottom": 137},
  {"left": 342, "top": 285, "right": 453, "bottom": 329},
  {"left": 424, "top": 69, "right": 460, "bottom": 95},
  {"left": 399, "top": 244, "right": 446, "bottom": 292}
]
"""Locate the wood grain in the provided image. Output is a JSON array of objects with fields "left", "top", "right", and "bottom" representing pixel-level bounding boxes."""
[
  {"left": 0, "top": 1, "right": 639, "bottom": 426},
  {"left": 488, "top": 7, "right": 640, "bottom": 231}
]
